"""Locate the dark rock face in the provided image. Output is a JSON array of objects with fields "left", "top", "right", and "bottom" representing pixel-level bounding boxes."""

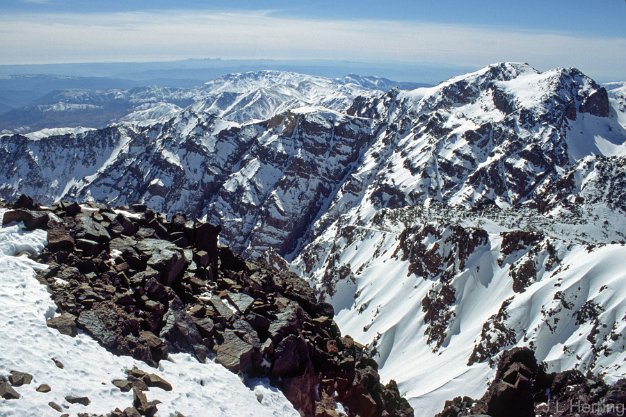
[
  {"left": 436, "top": 347, "right": 626, "bottom": 417},
  {"left": 580, "top": 87, "right": 609, "bottom": 117},
  {"left": 19, "top": 197, "right": 413, "bottom": 417}
]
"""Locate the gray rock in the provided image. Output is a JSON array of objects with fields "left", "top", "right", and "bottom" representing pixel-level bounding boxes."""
[
  {"left": 159, "top": 296, "right": 207, "bottom": 362},
  {"left": 135, "top": 239, "right": 188, "bottom": 286},
  {"left": 8, "top": 370, "right": 33, "bottom": 387},
  {"left": 227, "top": 292, "right": 255, "bottom": 313},
  {"left": 65, "top": 395, "right": 91, "bottom": 406},
  {"left": 1, "top": 209, "right": 49, "bottom": 230},
  {"left": 76, "top": 214, "right": 111, "bottom": 242},
  {"left": 0, "top": 381, "right": 20, "bottom": 399},
  {"left": 215, "top": 330, "right": 255, "bottom": 373}
]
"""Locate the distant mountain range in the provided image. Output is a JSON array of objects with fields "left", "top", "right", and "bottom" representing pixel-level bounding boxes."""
[
  {"left": 0, "top": 63, "right": 624, "bottom": 416},
  {"left": 0, "top": 70, "right": 427, "bottom": 133}
]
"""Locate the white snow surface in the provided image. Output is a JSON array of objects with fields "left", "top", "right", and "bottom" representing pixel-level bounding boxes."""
[{"left": 0, "top": 210, "right": 298, "bottom": 417}]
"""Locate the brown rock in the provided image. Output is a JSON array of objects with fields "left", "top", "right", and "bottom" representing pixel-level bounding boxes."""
[
  {"left": 143, "top": 373, "right": 173, "bottom": 391},
  {"left": 48, "top": 401, "right": 63, "bottom": 411},
  {"left": 47, "top": 223, "right": 75, "bottom": 252},
  {"left": 52, "top": 357, "right": 64, "bottom": 369},
  {"left": 112, "top": 379, "right": 134, "bottom": 392},
  {"left": 47, "top": 313, "right": 78, "bottom": 337},
  {"left": 2, "top": 209, "right": 49, "bottom": 230},
  {"left": 36, "top": 384, "right": 51, "bottom": 393}
]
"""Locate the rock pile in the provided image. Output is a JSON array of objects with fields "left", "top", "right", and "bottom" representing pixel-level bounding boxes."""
[
  {"left": 4, "top": 195, "right": 413, "bottom": 417},
  {"left": 436, "top": 347, "right": 626, "bottom": 417}
]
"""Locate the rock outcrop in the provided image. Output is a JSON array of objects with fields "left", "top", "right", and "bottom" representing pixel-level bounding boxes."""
[
  {"left": 10, "top": 198, "right": 412, "bottom": 417},
  {"left": 436, "top": 347, "right": 626, "bottom": 417}
]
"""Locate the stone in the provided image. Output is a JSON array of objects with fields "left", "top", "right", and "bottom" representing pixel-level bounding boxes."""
[
  {"left": 192, "top": 250, "right": 210, "bottom": 267},
  {"left": 2, "top": 209, "right": 49, "bottom": 230},
  {"left": 143, "top": 373, "right": 173, "bottom": 391},
  {"left": 138, "top": 331, "right": 168, "bottom": 362},
  {"left": 8, "top": 370, "right": 33, "bottom": 386},
  {"left": 52, "top": 357, "right": 64, "bottom": 369},
  {"left": 47, "top": 223, "right": 75, "bottom": 252},
  {"left": 123, "top": 407, "right": 142, "bottom": 417},
  {"left": 271, "top": 334, "right": 309, "bottom": 377},
  {"left": 65, "top": 395, "right": 91, "bottom": 406},
  {"left": 0, "top": 381, "right": 20, "bottom": 399},
  {"left": 76, "top": 239, "right": 101, "bottom": 257},
  {"left": 133, "top": 386, "right": 158, "bottom": 417},
  {"left": 46, "top": 313, "right": 78, "bottom": 337},
  {"left": 112, "top": 379, "right": 134, "bottom": 392},
  {"left": 76, "top": 214, "right": 111, "bottom": 242},
  {"left": 109, "top": 236, "right": 138, "bottom": 253},
  {"left": 215, "top": 330, "right": 255, "bottom": 374},
  {"left": 135, "top": 239, "right": 188, "bottom": 286},
  {"left": 159, "top": 296, "right": 207, "bottom": 362},
  {"left": 77, "top": 301, "right": 139, "bottom": 349},
  {"left": 13, "top": 194, "right": 35, "bottom": 209},
  {"left": 61, "top": 201, "right": 82, "bottom": 216},
  {"left": 192, "top": 316, "right": 215, "bottom": 337},
  {"left": 227, "top": 292, "right": 255, "bottom": 314},
  {"left": 48, "top": 401, "right": 63, "bottom": 412},
  {"left": 36, "top": 384, "right": 51, "bottom": 393}
]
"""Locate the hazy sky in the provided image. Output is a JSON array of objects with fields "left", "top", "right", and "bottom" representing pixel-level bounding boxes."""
[{"left": 1, "top": 0, "right": 625, "bottom": 81}]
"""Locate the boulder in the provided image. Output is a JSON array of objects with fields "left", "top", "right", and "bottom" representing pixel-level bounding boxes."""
[
  {"left": 36, "top": 384, "right": 51, "bottom": 393},
  {"left": 159, "top": 296, "right": 207, "bottom": 362},
  {"left": 77, "top": 301, "right": 139, "bottom": 349},
  {"left": 271, "top": 334, "right": 309, "bottom": 377},
  {"left": 65, "top": 395, "right": 91, "bottom": 406},
  {"left": 76, "top": 239, "right": 101, "bottom": 257},
  {"left": 112, "top": 379, "right": 134, "bottom": 392},
  {"left": 76, "top": 214, "right": 111, "bottom": 242},
  {"left": 47, "top": 223, "right": 75, "bottom": 252},
  {"left": 0, "top": 381, "right": 20, "bottom": 399},
  {"left": 2, "top": 209, "right": 49, "bottom": 230},
  {"left": 8, "top": 371, "right": 33, "bottom": 386},
  {"left": 12, "top": 194, "right": 36, "bottom": 209},
  {"left": 215, "top": 330, "right": 255, "bottom": 373},
  {"left": 135, "top": 239, "right": 188, "bottom": 286}
]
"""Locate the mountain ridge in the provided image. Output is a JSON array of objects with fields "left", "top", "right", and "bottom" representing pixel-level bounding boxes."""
[{"left": 0, "top": 63, "right": 625, "bottom": 415}]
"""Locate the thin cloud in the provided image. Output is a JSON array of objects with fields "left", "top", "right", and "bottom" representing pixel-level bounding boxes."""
[{"left": 0, "top": 10, "right": 624, "bottom": 80}]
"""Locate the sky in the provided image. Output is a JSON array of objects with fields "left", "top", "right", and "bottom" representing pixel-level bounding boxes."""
[{"left": 1, "top": 0, "right": 625, "bottom": 81}]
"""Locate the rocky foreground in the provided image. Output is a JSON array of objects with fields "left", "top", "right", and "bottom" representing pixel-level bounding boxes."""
[{"left": 0, "top": 195, "right": 412, "bottom": 417}]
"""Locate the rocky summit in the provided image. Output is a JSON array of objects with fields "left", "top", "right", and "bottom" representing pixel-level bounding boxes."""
[{"left": 2, "top": 196, "right": 412, "bottom": 417}]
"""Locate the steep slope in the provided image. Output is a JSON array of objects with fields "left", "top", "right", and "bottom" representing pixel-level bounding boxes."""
[{"left": 291, "top": 64, "right": 626, "bottom": 414}]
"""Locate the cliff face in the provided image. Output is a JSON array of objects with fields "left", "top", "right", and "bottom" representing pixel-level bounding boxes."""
[{"left": 1, "top": 195, "right": 412, "bottom": 417}]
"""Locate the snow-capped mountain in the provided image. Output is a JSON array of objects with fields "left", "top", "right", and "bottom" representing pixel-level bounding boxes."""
[
  {"left": 0, "top": 71, "right": 421, "bottom": 133},
  {"left": 0, "top": 63, "right": 625, "bottom": 415}
]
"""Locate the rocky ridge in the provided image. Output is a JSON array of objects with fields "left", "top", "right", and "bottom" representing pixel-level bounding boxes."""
[
  {"left": 435, "top": 347, "right": 626, "bottom": 417},
  {"left": 1, "top": 195, "right": 412, "bottom": 417}
]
